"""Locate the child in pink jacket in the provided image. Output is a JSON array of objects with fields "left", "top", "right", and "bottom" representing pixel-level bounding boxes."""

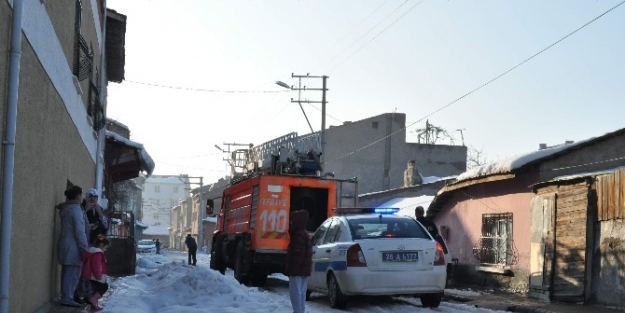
[{"left": 81, "top": 235, "right": 110, "bottom": 311}]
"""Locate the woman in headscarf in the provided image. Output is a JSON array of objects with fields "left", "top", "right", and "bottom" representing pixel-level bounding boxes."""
[{"left": 56, "top": 185, "right": 90, "bottom": 307}]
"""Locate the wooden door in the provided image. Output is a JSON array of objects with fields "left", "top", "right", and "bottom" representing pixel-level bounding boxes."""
[
  {"left": 529, "top": 193, "right": 555, "bottom": 299},
  {"left": 551, "top": 183, "right": 588, "bottom": 302}
]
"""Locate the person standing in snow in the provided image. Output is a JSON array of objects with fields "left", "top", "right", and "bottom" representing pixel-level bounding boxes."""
[
  {"left": 82, "top": 235, "right": 111, "bottom": 311},
  {"left": 285, "top": 210, "right": 312, "bottom": 313},
  {"left": 155, "top": 239, "right": 162, "bottom": 254},
  {"left": 85, "top": 188, "right": 107, "bottom": 243},
  {"left": 57, "top": 185, "right": 90, "bottom": 307},
  {"left": 185, "top": 234, "right": 197, "bottom": 265}
]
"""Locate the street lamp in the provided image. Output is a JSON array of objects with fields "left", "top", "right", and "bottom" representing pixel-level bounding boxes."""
[{"left": 275, "top": 81, "right": 291, "bottom": 89}]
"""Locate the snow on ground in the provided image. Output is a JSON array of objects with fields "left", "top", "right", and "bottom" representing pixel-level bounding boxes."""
[{"left": 100, "top": 250, "right": 506, "bottom": 313}]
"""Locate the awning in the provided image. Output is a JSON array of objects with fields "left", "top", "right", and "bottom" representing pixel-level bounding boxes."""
[{"left": 105, "top": 130, "right": 155, "bottom": 182}]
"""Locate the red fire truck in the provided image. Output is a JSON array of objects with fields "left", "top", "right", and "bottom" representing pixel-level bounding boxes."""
[{"left": 209, "top": 133, "right": 357, "bottom": 286}]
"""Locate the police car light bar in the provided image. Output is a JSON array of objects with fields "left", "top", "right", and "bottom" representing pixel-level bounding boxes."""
[{"left": 334, "top": 207, "right": 400, "bottom": 215}]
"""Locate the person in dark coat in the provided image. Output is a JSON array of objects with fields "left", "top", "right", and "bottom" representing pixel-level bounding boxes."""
[
  {"left": 84, "top": 188, "right": 107, "bottom": 243},
  {"left": 285, "top": 210, "right": 312, "bottom": 313},
  {"left": 415, "top": 206, "right": 439, "bottom": 237},
  {"left": 57, "top": 185, "right": 90, "bottom": 307},
  {"left": 155, "top": 239, "right": 162, "bottom": 254},
  {"left": 185, "top": 234, "right": 197, "bottom": 265},
  {"left": 415, "top": 206, "right": 448, "bottom": 253}
]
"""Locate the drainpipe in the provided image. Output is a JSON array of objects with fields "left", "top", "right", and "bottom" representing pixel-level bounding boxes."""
[
  {"left": 95, "top": 0, "right": 107, "bottom": 200},
  {"left": 1, "top": 0, "right": 24, "bottom": 312}
]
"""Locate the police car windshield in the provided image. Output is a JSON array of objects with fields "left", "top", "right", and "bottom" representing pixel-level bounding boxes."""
[{"left": 348, "top": 218, "right": 430, "bottom": 239}]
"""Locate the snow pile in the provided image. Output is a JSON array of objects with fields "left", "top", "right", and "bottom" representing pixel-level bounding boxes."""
[{"left": 105, "top": 254, "right": 287, "bottom": 313}]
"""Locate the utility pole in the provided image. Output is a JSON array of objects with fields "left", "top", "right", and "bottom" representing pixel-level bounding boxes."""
[
  {"left": 284, "top": 73, "right": 329, "bottom": 166},
  {"left": 185, "top": 176, "right": 204, "bottom": 250},
  {"left": 198, "top": 177, "right": 203, "bottom": 251},
  {"left": 456, "top": 129, "right": 466, "bottom": 146}
]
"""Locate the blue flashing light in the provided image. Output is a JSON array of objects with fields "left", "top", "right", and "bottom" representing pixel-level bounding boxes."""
[
  {"left": 374, "top": 208, "right": 400, "bottom": 214},
  {"left": 334, "top": 207, "right": 400, "bottom": 215}
]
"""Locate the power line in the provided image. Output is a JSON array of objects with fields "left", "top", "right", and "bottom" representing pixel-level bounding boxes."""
[
  {"left": 125, "top": 80, "right": 290, "bottom": 93},
  {"left": 317, "top": 0, "right": 407, "bottom": 72},
  {"left": 327, "top": 0, "right": 426, "bottom": 74},
  {"left": 330, "top": 0, "right": 391, "bottom": 48},
  {"left": 326, "top": 0, "right": 625, "bottom": 164},
  {"left": 313, "top": 0, "right": 392, "bottom": 74}
]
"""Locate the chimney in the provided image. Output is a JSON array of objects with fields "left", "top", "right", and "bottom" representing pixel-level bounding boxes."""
[{"left": 539, "top": 143, "right": 547, "bottom": 150}]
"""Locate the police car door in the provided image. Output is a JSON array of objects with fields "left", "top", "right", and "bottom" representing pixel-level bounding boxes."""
[{"left": 309, "top": 218, "right": 336, "bottom": 289}]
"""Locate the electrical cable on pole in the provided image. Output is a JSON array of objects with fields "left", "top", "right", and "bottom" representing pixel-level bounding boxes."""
[{"left": 276, "top": 74, "right": 329, "bottom": 166}]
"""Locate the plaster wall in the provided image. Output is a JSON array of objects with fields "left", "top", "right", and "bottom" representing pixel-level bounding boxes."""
[
  {"left": 592, "top": 219, "right": 625, "bottom": 307},
  {"left": 1, "top": 1, "right": 103, "bottom": 311},
  {"left": 434, "top": 173, "right": 538, "bottom": 290}
]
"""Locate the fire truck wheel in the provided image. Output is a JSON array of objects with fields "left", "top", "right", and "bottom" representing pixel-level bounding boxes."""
[
  {"left": 234, "top": 241, "right": 250, "bottom": 285},
  {"left": 210, "top": 238, "right": 226, "bottom": 275},
  {"left": 250, "top": 271, "right": 268, "bottom": 287}
]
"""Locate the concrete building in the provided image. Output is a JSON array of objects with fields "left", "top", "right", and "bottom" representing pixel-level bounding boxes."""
[
  {"left": 323, "top": 112, "right": 467, "bottom": 196},
  {"left": 140, "top": 175, "right": 189, "bottom": 242}
]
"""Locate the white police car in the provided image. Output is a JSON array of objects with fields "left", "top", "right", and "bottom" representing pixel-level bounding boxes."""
[{"left": 306, "top": 207, "right": 446, "bottom": 309}]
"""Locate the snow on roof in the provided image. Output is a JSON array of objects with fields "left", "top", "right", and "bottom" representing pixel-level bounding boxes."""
[
  {"left": 359, "top": 176, "right": 453, "bottom": 197},
  {"left": 105, "top": 130, "right": 155, "bottom": 177},
  {"left": 135, "top": 220, "right": 148, "bottom": 228},
  {"left": 106, "top": 130, "right": 143, "bottom": 150},
  {"left": 377, "top": 195, "right": 435, "bottom": 218},
  {"left": 143, "top": 225, "right": 170, "bottom": 236},
  {"left": 203, "top": 216, "right": 218, "bottom": 223},
  {"left": 545, "top": 166, "right": 625, "bottom": 184},
  {"left": 456, "top": 139, "right": 591, "bottom": 182},
  {"left": 146, "top": 176, "right": 186, "bottom": 184}
]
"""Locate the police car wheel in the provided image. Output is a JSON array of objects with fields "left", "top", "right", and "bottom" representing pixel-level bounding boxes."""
[
  {"left": 420, "top": 292, "right": 442, "bottom": 308},
  {"left": 327, "top": 273, "right": 347, "bottom": 309}
]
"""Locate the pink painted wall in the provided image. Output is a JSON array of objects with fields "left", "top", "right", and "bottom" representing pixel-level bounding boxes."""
[{"left": 434, "top": 172, "right": 538, "bottom": 271}]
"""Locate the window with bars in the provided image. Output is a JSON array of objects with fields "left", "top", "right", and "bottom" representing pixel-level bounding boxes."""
[
  {"left": 73, "top": 0, "right": 92, "bottom": 81},
  {"left": 473, "top": 213, "right": 514, "bottom": 266}
]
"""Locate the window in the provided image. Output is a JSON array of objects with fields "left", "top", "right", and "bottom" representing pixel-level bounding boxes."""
[
  {"left": 324, "top": 219, "right": 341, "bottom": 244},
  {"left": 347, "top": 218, "right": 429, "bottom": 239},
  {"left": 312, "top": 219, "right": 332, "bottom": 245},
  {"left": 474, "top": 213, "right": 514, "bottom": 266},
  {"left": 372, "top": 121, "right": 379, "bottom": 129}
]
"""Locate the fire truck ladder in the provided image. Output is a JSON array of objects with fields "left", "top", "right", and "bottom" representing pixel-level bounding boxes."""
[{"left": 236, "top": 132, "right": 322, "bottom": 177}]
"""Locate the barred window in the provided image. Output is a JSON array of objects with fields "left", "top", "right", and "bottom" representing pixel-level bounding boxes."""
[{"left": 473, "top": 213, "right": 514, "bottom": 266}]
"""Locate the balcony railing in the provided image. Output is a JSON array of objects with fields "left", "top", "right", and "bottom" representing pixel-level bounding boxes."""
[
  {"left": 74, "top": 33, "right": 92, "bottom": 81},
  {"left": 89, "top": 81, "right": 105, "bottom": 131}
]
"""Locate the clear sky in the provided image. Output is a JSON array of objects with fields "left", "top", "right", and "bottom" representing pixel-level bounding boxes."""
[{"left": 105, "top": 0, "right": 625, "bottom": 184}]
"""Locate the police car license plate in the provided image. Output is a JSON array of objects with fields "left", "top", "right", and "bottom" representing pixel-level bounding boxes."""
[{"left": 382, "top": 252, "right": 418, "bottom": 262}]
